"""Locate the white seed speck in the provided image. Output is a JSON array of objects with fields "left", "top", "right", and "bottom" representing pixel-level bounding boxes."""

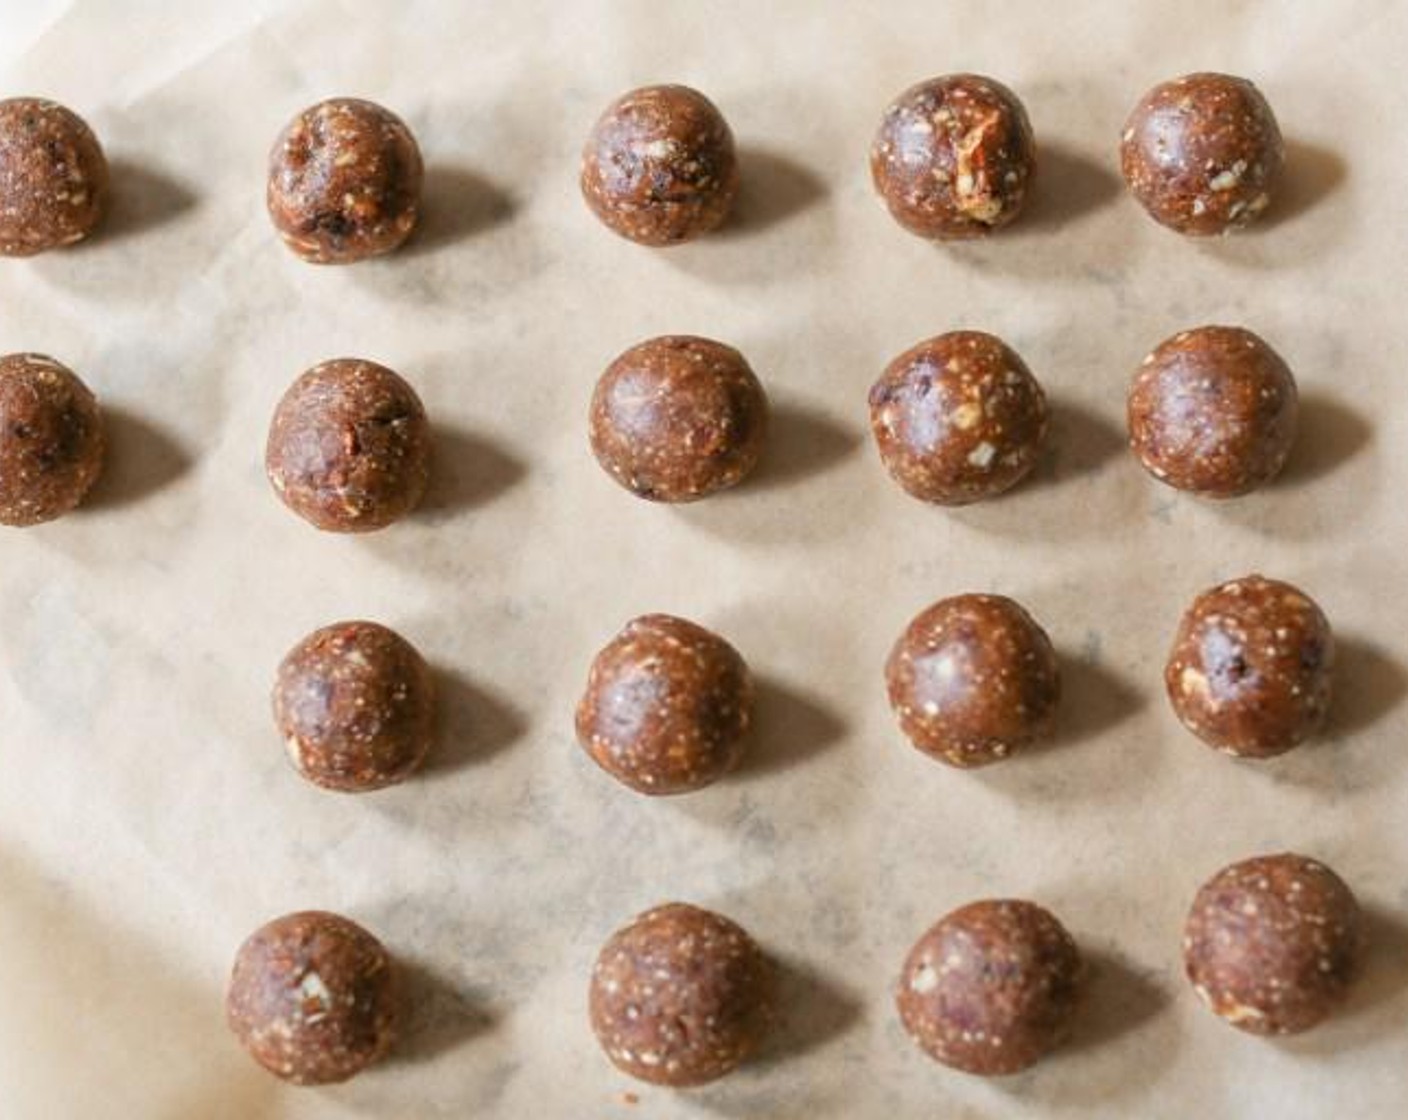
[
  {"left": 952, "top": 403, "right": 982, "bottom": 430},
  {"left": 967, "top": 442, "right": 996, "bottom": 469}
]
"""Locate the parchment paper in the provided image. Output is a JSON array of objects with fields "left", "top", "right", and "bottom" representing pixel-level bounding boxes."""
[{"left": 2, "top": 2, "right": 1406, "bottom": 1116}]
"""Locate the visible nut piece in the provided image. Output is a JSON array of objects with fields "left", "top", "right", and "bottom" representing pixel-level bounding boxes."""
[
  {"left": 0, "top": 353, "right": 104, "bottom": 526},
  {"left": 870, "top": 331, "right": 1047, "bottom": 505},
  {"left": 590, "top": 902, "right": 774, "bottom": 1086},
  {"left": 580, "top": 85, "right": 738, "bottom": 246},
  {"left": 885, "top": 594, "right": 1060, "bottom": 767},
  {"left": 870, "top": 74, "right": 1036, "bottom": 240},
  {"left": 267, "top": 98, "right": 423, "bottom": 263},
  {"left": 0, "top": 98, "right": 108, "bottom": 255},
  {"left": 1128, "top": 325, "right": 1297, "bottom": 497},
  {"left": 265, "top": 358, "right": 431, "bottom": 533},
  {"left": 1183, "top": 853, "right": 1362, "bottom": 1035},
  {"left": 897, "top": 899, "right": 1083, "bottom": 1075},
  {"left": 226, "top": 910, "right": 397, "bottom": 1084},
  {"left": 1120, "top": 73, "right": 1283, "bottom": 235},
  {"left": 576, "top": 614, "right": 752, "bottom": 795},
  {"left": 273, "top": 620, "right": 435, "bottom": 791},
  {"left": 1165, "top": 574, "right": 1332, "bottom": 758},
  {"left": 589, "top": 335, "right": 769, "bottom": 502}
]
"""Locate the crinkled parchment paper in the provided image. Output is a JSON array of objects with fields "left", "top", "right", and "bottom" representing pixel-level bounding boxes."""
[{"left": 1, "top": 1, "right": 1406, "bottom": 1116}]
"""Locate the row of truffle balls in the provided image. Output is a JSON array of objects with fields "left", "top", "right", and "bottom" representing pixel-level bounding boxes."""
[
  {"left": 227, "top": 849, "right": 1362, "bottom": 1087},
  {"left": 0, "top": 321, "right": 1299, "bottom": 528},
  {"left": 264, "top": 570, "right": 1330, "bottom": 806},
  {"left": 0, "top": 71, "right": 1278, "bottom": 264}
]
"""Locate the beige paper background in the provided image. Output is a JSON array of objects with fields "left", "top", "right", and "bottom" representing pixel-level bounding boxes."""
[{"left": 1, "top": 1, "right": 1405, "bottom": 1116}]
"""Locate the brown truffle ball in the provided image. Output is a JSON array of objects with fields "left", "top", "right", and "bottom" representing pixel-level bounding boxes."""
[
  {"left": 1128, "top": 326, "right": 1297, "bottom": 497},
  {"left": 1183, "top": 853, "right": 1362, "bottom": 1035},
  {"left": 897, "top": 899, "right": 1083, "bottom": 1075},
  {"left": 590, "top": 902, "right": 774, "bottom": 1087},
  {"left": 576, "top": 614, "right": 752, "bottom": 795},
  {"left": 870, "top": 331, "right": 1047, "bottom": 505},
  {"left": 580, "top": 84, "right": 738, "bottom": 246},
  {"left": 266, "top": 358, "right": 431, "bottom": 532},
  {"left": 0, "top": 98, "right": 108, "bottom": 255},
  {"left": 870, "top": 74, "right": 1036, "bottom": 240},
  {"left": 589, "top": 335, "right": 769, "bottom": 502},
  {"left": 267, "top": 98, "right": 423, "bottom": 263},
  {"left": 1165, "top": 575, "right": 1333, "bottom": 758},
  {"left": 0, "top": 353, "right": 104, "bottom": 526},
  {"left": 226, "top": 910, "right": 397, "bottom": 1085},
  {"left": 886, "top": 594, "right": 1060, "bottom": 768},
  {"left": 1120, "top": 73, "right": 1283, "bottom": 235},
  {"left": 273, "top": 620, "right": 435, "bottom": 792}
]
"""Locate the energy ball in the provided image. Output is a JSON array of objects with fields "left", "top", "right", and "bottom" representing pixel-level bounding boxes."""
[
  {"left": 273, "top": 620, "right": 435, "bottom": 792},
  {"left": 897, "top": 899, "right": 1083, "bottom": 1075},
  {"left": 590, "top": 902, "right": 774, "bottom": 1086},
  {"left": 886, "top": 594, "right": 1060, "bottom": 768},
  {"left": 0, "top": 353, "right": 104, "bottom": 526},
  {"left": 1165, "top": 575, "right": 1333, "bottom": 758},
  {"left": 576, "top": 614, "right": 752, "bottom": 795},
  {"left": 226, "top": 910, "right": 397, "bottom": 1085},
  {"left": 1183, "top": 853, "right": 1362, "bottom": 1035},
  {"left": 870, "top": 331, "right": 1047, "bottom": 505},
  {"left": 580, "top": 84, "right": 738, "bottom": 246},
  {"left": 870, "top": 74, "right": 1036, "bottom": 240},
  {"left": 266, "top": 358, "right": 431, "bottom": 532},
  {"left": 1120, "top": 73, "right": 1283, "bottom": 235},
  {"left": 1128, "top": 326, "right": 1297, "bottom": 497},
  {"left": 589, "top": 335, "right": 769, "bottom": 502},
  {"left": 0, "top": 98, "right": 108, "bottom": 255},
  {"left": 267, "top": 98, "right": 423, "bottom": 263}
]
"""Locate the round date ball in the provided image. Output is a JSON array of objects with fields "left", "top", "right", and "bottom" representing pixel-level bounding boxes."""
[
  {"left": 589, "top": 335, "right": 769, "bottom": 502},
  {"left": 870, "top": 74, "right": 1035, "bottom": 240},
  {"left": 580, "top": 84, "right": 738, "bottom": 246},
  {"left": 1120, "top": 73, "right": 1282, "bottom": 235},
  {"left": 267, "top": 98, "right": 423, "bottom": 263},
  {"left": 226, "top": 910, "right": 397, "bottom": 1084},
  {"left": 266, "top": 358, "right": 431, "bottom": 532},
  {"left": 870, "top": 331, "right": 1047, "bottom": 505},
  {"left": 1184, "top": 853, "right": 1362, "bottom": 1035},
  {"left": 590, "top": 902, "right": 774, "bottom": 1086},
  {"left": 897, "top": 899, "right": 1083, "bottom": 1075},
  {"left": 576, "top": 614, "right": 752, "bottom": 795},
  {"left": 0, "top": 98, "right": 108, "bottom": 255},
  {"left": 0, "top": 353, "right": 104, "bottom": 526},
  {"left": 1165, "top": 575, "right": 1332, "bottom": 758},
  {"left": 273, "top": 620, "right": 435, "bottom": 792},
  {"left": 1128, "top": 325, "right": 1297, "bottom": 497},
  {"left": 886, "top": 594, "right": 1060, "bottom": 768}
]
